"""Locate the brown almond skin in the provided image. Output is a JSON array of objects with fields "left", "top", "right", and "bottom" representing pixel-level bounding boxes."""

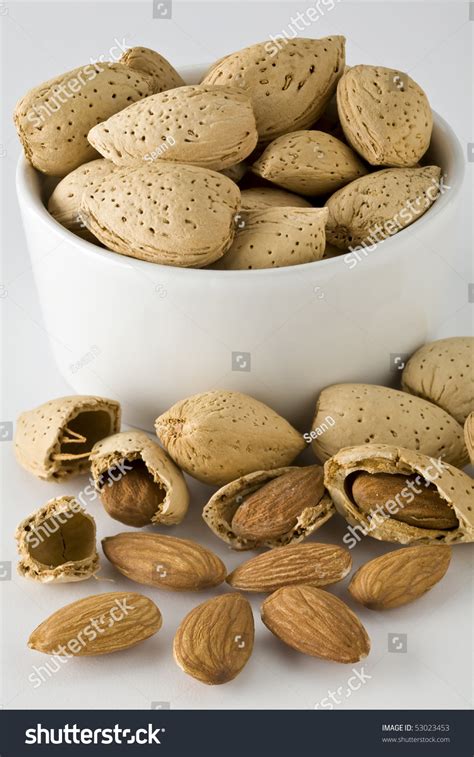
[
  {"left": 261, "top": 585, "right": 370, "bottom": 663},
  {"left": 231, "top": 466, "right": 325, "bottom": 542},
  {"left": 227, "top": 542, "right": 352, "bottom": 592},
  {"left": 349, "top": 545, "right": 451, "bottom": 610},
  {"left": 102, "top": 532, "right": 226, "bottom": 591},
  {"left": 100, "top": 460, "right": 165, "bottom": 527},
  {"left": 351, "top": 472, "right": 459, "bottom": 530},
  {"left": 173, "top": 593, "right": 254, "bottom": 685},
  {"left": 28, "top": 592, "right": 162, "bottom": 656}
]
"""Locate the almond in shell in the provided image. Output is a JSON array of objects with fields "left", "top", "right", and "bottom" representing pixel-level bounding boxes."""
[
  {"left": 202, "top": 36, "right": 345, "bottom": 143},
  {"left": 90, "top": 429, "right": 189, "bottom": 527},
  {"left": 80, "top": 163, "right": 241, "bottom": 267},
  {"left": 240, "top": 187, "right": 313, "bottom": 211},
  {"left": 47, "top": 158, "right": 116, "bottom": 241},
  {"left": 311, "top": 383, "right": 468, "bottom": 468},
  {"left": 202, "top": 466, "right": 334, "bottom": 550},
  {"left": 14, "top": 63, "right": 154, "bottom": 176},
  {"left": 325, "top": 166, "right": 441, "bottom": 250},
  {"left": 119, "top": 46, "right": 184, "bottom": 92},
  {"left": 252, "top": 130, "right": 367, "bottom": 196},
  {"left": 88, "top": 85, "right": 258, "bottom": 170},
  {"left": 401, "top": 337, "right": 474, "bottom": 425},
  {"left": 337, "top": 65, "right": 433, "bottom": 167},
  {"left": 324, "top": 443, "right": 474, "bottom": 545},
  {"left": 213, "top": 207, "right": 327, "bottom": 270},
  {"left": 155, "top": 390, "right": 305, "bottom": 486}
]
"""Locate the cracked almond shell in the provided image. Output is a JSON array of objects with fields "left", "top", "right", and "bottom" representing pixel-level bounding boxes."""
[
  {"left": 119, "top": 46, "right": 184, "bottom": 92},
  {"left": 325, "top": 166, "right": 441, "bottom": 250},
  {"left": 252, "top": 130, "right": 367, "bottom": 196},
  {"left": 202, "top": 36, "right": 345, "bottom": 143},
  {"left": 202, "top": 467, "right": 334, "bottom": 550},
  {"left": 88, "top": 85, "right": 258, "bottom": 171},
  {"left": 14, "top": 63, "right": 154, "bottom": 176},
  {"left": 401, "top": 337, "right": 474, "bottom": 425},
  {"left": 337, "top": 65, "right": 433, "bottom": 167},
  {"left": 311, "top": 383, "right": 468, "bottom": 468},
  {"left": 47, "top": 158, "right": 116, "bottom": 241},
  {"left": 16, "top": 496, "right": 99, "bottom": 583},
  {"left": 90, "top": 429, "right": 189, "bottom": 525},
  {"left": 14, "top": 395, "right": 121, "bottom": 480},
  {"left": 155, "top": 390, "right": 305, "bottom": 486},
  {"left": 80, "top": 162, "right": 241, "bottom": 267},
  {"left": 213, "top": 207, "right": 327, "bottom": 270},
  {"left": 324, "top": 443, "right": 474, "bottom": 544}
]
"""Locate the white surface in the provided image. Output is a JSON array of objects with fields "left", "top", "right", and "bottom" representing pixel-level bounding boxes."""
[{"left": 1, "top": 0, "right": 473, "bottom": 711}]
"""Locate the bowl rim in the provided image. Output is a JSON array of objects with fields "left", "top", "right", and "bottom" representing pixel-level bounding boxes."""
[{"left": 16, "top": 109, "right": 465, "bottom": 281}]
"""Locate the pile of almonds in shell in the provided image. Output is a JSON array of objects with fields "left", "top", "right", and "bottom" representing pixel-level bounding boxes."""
[
  {"left": 14, "top": 38, "right": 443, "bottom": 270},
  {"left": 14, "top": 336, "right": 473, "bottom": 685}
]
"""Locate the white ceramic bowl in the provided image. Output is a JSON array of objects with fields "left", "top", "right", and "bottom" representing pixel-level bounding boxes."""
[{"left": 16, "top": 67, "right": 465, "bottom": 432}]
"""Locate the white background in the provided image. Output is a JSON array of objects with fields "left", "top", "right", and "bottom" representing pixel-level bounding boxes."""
[{"left": 1, "top": 0, "right": 473, "bottom": 711}]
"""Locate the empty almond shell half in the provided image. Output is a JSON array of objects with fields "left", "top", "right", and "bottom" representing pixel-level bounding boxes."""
[
  {"left": 14, "top": 395, "right": 121, "bottom": 480},
  {"left": 202, "top": 467, "right": 334, "bottom": 550},
  {"left": 16, "top": 496, "right": 99, "bottom": 583},
  {"left": 324, "top": 443, "right": 474, "bottom": 545},
  {"left": 90, "top": 429, "right": 189, "bottom": 526}
]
